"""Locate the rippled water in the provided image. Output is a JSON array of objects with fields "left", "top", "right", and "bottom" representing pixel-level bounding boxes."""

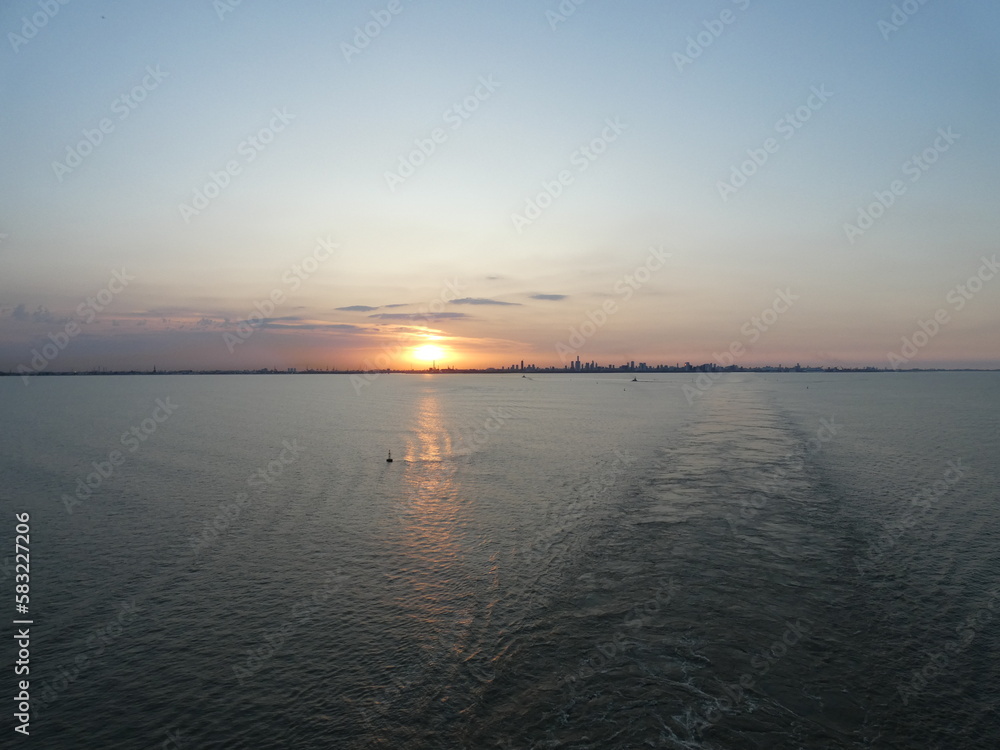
[{"left": 2, "top": 372, "right": 998, "bottom": 749}]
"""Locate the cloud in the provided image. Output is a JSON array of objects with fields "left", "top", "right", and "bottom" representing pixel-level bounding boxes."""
[
  {"left": 145, "top": 307, "right": 203, "bottom": 317},
  {"left": 9, "top": 304, "right": 67, "bottom": 324},
  {"left": 450, "top": 297, "right": 521, "bottom": 306},
  {"left": 261, "top": 322, "right": 365, "bottom": 332},
  {"left": 530, "top": 293, "right": 567, "bottom": 301},
  {"left": 236, "top": 315, "right": 302, "bottom": 324},
  {"left": 223, "top": 315, "right": 365, "bottom": 332},
  {"left": 337, "top": 303, "right": 409, "bottom": 311},
  {"left": 368, "top": 312, "right": 470, "bottom": 320}
]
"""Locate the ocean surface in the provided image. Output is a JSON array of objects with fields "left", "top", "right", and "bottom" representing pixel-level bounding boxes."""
[{"left": 2, "top": 372, "right": 998, "bottom": 749}]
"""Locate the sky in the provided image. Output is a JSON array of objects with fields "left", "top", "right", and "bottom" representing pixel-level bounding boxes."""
[{"left": 1, "top": 0, "right": 998, "bottom": 372}]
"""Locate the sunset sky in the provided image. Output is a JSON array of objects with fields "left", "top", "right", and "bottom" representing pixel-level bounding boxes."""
[{"left": 2, "top": 0, "right": 998, "bottom": 371}]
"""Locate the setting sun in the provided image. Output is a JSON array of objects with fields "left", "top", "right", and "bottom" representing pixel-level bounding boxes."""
[{"left": 412, "top": 344, "right": 445, "bottom": 363}]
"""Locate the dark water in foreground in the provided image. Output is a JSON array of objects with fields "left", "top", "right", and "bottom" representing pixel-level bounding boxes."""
[{"left": 1, "top": 372, "right": 998, "bottom": 749}]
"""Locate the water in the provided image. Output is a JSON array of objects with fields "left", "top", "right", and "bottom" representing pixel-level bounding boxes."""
[{"left": 1, "top": 372, "right": 998, "bottom": 748}]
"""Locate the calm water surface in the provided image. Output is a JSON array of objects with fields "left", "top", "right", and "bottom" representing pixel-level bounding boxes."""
[{"left": 1, "top": 372, "right": 998, "bottom": 749}]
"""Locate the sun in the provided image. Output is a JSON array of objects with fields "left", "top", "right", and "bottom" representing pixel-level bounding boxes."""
[{"left": 412, "top": 344, "right": 445, "bottom": 362}]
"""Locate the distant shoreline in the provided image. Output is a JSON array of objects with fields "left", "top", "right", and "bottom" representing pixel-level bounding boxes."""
[{"left": 4, "top": 367, "right": 998, "bottom": 377}]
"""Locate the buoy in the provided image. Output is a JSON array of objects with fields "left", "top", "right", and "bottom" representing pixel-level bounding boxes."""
[{"left": 386, "top": 451, "right": 393, "bottom": 463}]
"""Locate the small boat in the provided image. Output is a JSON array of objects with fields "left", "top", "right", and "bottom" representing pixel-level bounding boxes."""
[
  {"left": 632, "top": 377, "right": 637, "bottom": 381},
  {"left": 386, "top": 451, "right": 393, "bottom": 463}
]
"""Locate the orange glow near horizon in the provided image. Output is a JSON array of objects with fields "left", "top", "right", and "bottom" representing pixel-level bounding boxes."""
[{"left": 412, "top": 344, "right": 446, "bottom": 363}]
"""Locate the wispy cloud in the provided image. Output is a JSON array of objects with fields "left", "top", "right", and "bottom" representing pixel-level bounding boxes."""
[
  {"left": 530, "top": 293, "right": 567, "bottom": 301},
  {"left": 369, "top": 312, "right": 470, "bottom": 320},
  {"left": 226, "top": 315, "right": 366, "bottom": 332},
  {"left": 451, "top": 297, "right": 521, "bottom": 306},
  {"left": 9, "top": 304, "right": 69, "bottom": 324},
  {"left": 261, "top": 321, "right": 365, "bottom": 332},
  {"left": 337, "top": 302, "right": 418, "bottom": 312}
]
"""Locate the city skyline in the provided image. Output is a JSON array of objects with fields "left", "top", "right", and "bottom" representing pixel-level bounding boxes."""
[{"left": 8, "top": 360, "right": 994, "bottom": 379}]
